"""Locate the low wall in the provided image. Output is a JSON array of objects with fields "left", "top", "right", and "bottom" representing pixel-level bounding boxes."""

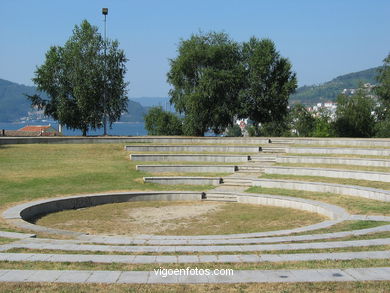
[
  {"left": 2, "top": 136, "right": 390, "bottom": 147},
  {"left": 0, "top": 136, "right": 273, "bottom": 145},
  {"left": 125, "top": 145, "right": 262, "bottom": 153},
  {"left": 288, "top": 147, "right": 390, "bottom": 156},
  {"left": 3, "top": 190, "right": 348, "bottom": 237},
  {"left": 271, "top": 137, "right": 390, "bottom": 147},
  {"left": 277, "top": 156, "right": 390, "bottom": 167},
  {"left": 136, "top": 165, "right": 237, "bottom": 173},
  {"left": 130, "top": 154, "right": 250, "bottom": 163},
  {"left": 263, "top": 166, "right": 390, "bottom": 182}
]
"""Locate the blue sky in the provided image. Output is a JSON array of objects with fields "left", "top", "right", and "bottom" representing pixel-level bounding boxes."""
[{"left": 1, "top": 0, "right": 389, "bottom": 98}]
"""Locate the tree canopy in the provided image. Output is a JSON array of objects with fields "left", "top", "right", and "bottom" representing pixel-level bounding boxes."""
[
  {"left": 239, "top": 38, "right": 297, "bottom": 131},
  {"left": 28, "top": 20, "right": 128, "bottom": 136},
  {"left": 167, "top": 32, "right": 244, "bottom": 136},
  {"left": 144, "top": 106, "right": 183, "bottom": 136},
  {"left": 334, "top": 90, "right": 375, "bottom": 138},
  {"left": 167, "top": 32, "right": 296, "bottom": 136}
]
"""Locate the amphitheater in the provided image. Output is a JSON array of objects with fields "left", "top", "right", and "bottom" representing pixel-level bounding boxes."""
[{"left": 0, "top": 136, "right": 390, "bottom": 286}]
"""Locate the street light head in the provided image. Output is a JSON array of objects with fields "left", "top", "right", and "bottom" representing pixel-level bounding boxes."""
[{"left": 102, "top": 8, "right": 108, "bottom": 15}]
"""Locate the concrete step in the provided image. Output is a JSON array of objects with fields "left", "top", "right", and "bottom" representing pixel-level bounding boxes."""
[
  {"left": 269, "top": 139, "right": 294, "bottom": 144},
  {"left": 249, "top": 156, "right": 277, "bottom": 162},
  {"left": 222, "top": 178, "right": 253, "bottom": 186},
  {"left": 236, "top": 165, "right": 264, "bottom": 172},
  {"left": 204, "top": 193, "right": 237, "bottom": 202},
  {"left": 261, "top": 147, "right": 287, "bottom": 153}
]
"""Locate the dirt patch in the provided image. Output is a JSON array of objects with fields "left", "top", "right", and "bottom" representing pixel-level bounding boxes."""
[{"left": 125, "top": 202, "right": 225, "bottom": 235}]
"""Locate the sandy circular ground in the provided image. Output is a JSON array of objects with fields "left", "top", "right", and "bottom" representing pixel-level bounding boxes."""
[{"left": 37, "top": 200, "right": 325, "bottom": 236}]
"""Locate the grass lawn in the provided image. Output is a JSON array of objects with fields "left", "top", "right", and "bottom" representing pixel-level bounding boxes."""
[
  {"left": 0, "top": 144, "right": 213, "bottom": 232},
  {"left": 260, "top": 173, "right": 390, "bottom": 190},
  {"left": 275, "top": 163, "right": 390, "bottom": 173},
  {"left": 0, "top": 144, "right": 212, "bottom": 204},
  {"left": 246, "top": 186, "right": 390, "bottom": 215},
  {"left": 0, "top": 281, "right": 389, "bottom": 293}
]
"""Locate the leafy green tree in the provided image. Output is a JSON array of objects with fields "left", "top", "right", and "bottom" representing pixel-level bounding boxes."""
[
  {"left": 334, "top": 90, "right": 375, "bottom": 137},
  {"left": 375, "top": 53, "right": 390, "bottom": 137},
  {"left": 167, "top": 32, "right": 244, "bottom": 136},
  {"left": 376, "top": 53, "right": 390, "bottom": 112},
  {"left": 311, "top": 109, "right": 333, "bottom": 137},
  {"left": 239, "top": 38, "right": 297, "bottom": 135},
  {"left": 28, "top": 20, "right": 128, "bottom": 136},
  {"left": 144, "top": 106, "right": 183, "bottom": 135},
  {"left": 225, "top": 124, "right": 242, "bottom": 137},
  {"left": 289, "top": 104, "right": 315, "bottom": 136}
]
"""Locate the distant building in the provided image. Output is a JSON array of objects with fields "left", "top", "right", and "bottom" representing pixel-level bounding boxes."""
[{"left": 1, "top": 125, "right": 61, "bottom": 137}]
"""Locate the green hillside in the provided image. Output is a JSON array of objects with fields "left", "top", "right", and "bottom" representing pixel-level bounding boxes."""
[
  {"left": 0, "top": 78, "right": 146, "bottom": 122},
  {"left": 0, "top": 79, "right": 37, "bottom": 122},
  {"left": 290, "top": 67, "right": 380, "bottom": 105}
]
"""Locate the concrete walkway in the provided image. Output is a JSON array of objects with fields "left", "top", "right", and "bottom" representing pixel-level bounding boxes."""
[
  {"left": 0, "top": 251, "right": 389, "bottom": 264},
  {"left": 2, "top": 238, "right": 389, "bottom": 253},
  {"left": 0, "top": 267, "right": 389, "bottom": 283}
]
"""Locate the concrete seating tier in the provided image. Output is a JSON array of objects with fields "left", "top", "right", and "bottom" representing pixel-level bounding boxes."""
[
  {"left": 277, "top": 155, "right": 390, "bottom": 167},
  {"left": 288, "top": 146, "right": 390, "bottom": 156},
  {"left": 136, "top": 165, "right": 238, "bottom": 173},
  {"left": 263, "top": 166, "right": 390, "bottom": 182},
  {"left": 144, "top": 177, "right": 390, "bottom": 202},
  {"left": 124, "top": 145, "right": 262, "bottom": 153}
]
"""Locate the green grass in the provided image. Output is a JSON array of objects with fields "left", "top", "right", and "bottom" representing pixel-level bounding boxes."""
[
  {"left": 275, "top": 163, "right": 390, "bottom": 173},
  {"left": 291, "top": 144, "right": 390, "bottom": 149},
  {"left": 0, "top": 237, "right": 15, "bottom": 244},
  {"left": 260, "top": 173, "right": 390, "bottom": 190},
  {"left": 0, "top": 144, "right": 212, "bottom": 206},
  {"left": 287, "top": 152, "right": 390, "bottom": 159},
  {"left": 246, "top": 186, "right": 390, "bottom": 215},
  {"left": 291, "top": 220, "right": 390, "bottom": 235}
]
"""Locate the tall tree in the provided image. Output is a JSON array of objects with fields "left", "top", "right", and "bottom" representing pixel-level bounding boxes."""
[
  {"left": 334, "top": 90, "right": 375, "bottom": 137},
  {"left": 28, "top": 20, "right": 128, "bottom": 136},
  {"left": 239, "top": 38, "right": 297, "bottom": 134},
  {"left": 167, "top": 32, "right": 244, "bottom": 136},
  {"left": 376, "top": 53, "right": 390, "bottom": 120},
  {"left": 289, "top": 104, "right": 315, "bottom": 136}
]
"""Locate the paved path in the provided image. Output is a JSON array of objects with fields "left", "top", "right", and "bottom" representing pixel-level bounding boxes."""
[
  {"left": 0, "top": 267, "right": 389, "bottom": 283},
  {"left": 0, "top": 251, "right": 389, "bottom": 264},
  {"left": 2, "top": 238, "right": 389, "bottom": 253}
]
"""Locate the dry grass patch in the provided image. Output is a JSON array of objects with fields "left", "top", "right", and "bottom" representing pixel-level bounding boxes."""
[
  {"left": 1, "top": 281, "right": 390, "bottom": 293},
  {"left": 35, "top": 200, "right": 325, "bottom": 236},
  {"left": 0, "top": 258, "right": 389, "bottom": 272}
]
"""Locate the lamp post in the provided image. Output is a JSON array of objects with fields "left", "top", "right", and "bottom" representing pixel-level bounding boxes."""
[{"left": 102, "top": 8, "right": 108, "bottom": 136}]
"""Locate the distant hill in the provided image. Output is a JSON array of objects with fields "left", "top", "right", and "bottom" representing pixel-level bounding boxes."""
[
  {"left": 0, "top": 79, "right": 37, "bottom": 122},
  {"left": 290, "top": 67, "right": 380, "bottom": 105},
  {"left": 132, "top": 97, "right": 175, "bottom": 112},
  {"left": 0, "top": 78, "right": 146, "bottom": 122}
]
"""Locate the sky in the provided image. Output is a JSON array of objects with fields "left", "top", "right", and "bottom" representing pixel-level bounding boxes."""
[{"left": 1, "top": 0, "right": 390, "bottom": 98}]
